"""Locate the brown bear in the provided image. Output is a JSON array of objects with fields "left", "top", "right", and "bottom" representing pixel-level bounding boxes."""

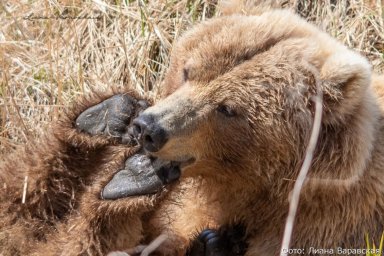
[
  {"left": 131, "top": 7, "right": 384, "bottom": 256},
  {"left": 3, "top": 2, "right": 384, "bottom": 256}
]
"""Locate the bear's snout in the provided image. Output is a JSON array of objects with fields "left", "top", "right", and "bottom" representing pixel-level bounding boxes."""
[{"left": 132, "top": 114, "right": 168, "bottom": 152}]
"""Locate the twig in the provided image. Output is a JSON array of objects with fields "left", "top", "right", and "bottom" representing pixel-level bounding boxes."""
[
  {"left": 107, "top": 234, "right": 168, "bottom": 256},
  {"left": 140, "top": 234, "right": 168, "bottom": 256},
  {"left": 22, "top": 176, "right": 28, "bottom": 204},
  {"left": 280, "top": 87, "right": 323, "bottom": 255}
]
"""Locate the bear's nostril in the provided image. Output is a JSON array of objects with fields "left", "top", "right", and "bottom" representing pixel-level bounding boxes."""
[
  {"left": 145, "top": 134, "right": 154, "bottom": 144},
  {"left": 132, "top": 115, "right": 168, "bottom": 152},
  {"left": 143, "top": 128, "right": 168, "bottom": 152}
]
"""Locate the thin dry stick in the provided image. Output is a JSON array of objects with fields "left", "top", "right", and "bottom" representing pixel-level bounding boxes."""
[
  {"left": 22, "top": 175, "right": 28, "bottom": 204},
  {"left": 107, "top": 234, "right": 168, "bottom": 256},
  {"left": 140, "top": 234, "right": 168, "bottom": 256},
  {"left": 280, "top": 90, "right": 323, "bottom": 256}
]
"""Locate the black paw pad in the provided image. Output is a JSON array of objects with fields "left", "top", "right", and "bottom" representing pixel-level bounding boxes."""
[
  {"left": 101, "top": 153, "right": 181, "bottom": 199},
  {"left": 76, "top": 94, "right": 149, "bottom": 145},
  {"left": 187, "top": 225, "right": 247, "bottom": 256}
]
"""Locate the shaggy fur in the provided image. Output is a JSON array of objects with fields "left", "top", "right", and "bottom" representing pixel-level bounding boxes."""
[
  {"left": 31, "top": 146, "right": 159, "bottom": 255},
  {"left": 0, "top": 86, "right": 160, "bottom": 255},
  {"left": 138, "top": 5, "right": 384, "bottom": 256},
  {"left": 2, "top": 2, "right": 384, "bottom": 255}
]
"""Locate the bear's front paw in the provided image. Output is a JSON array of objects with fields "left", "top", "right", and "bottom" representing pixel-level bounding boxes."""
[
  {"left": 76, "top": 94, "right": 149, "bottom": 145},
  {"left": 187, "top": 225, "right": 247, "bottom": 256}
]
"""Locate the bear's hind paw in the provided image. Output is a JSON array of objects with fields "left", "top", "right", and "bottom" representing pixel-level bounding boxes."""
[
  {"left": 76, "top": 94, "right": 149, "bottom": 145},
  {"left": 187, "top": 225, "right": 247, "bottom": 256}
]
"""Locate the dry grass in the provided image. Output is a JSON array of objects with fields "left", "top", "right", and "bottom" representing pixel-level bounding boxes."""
[{"left": 0, "top": 0, "right": 383, "bottom": 156}]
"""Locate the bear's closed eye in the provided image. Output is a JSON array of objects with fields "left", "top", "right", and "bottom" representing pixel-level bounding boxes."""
[{"left": 217, "top": 104, "right": 237, "bottom": 117}]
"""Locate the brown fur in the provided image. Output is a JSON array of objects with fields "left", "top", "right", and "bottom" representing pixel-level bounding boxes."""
[
  {"left": 141, "top": 7, "right": 384, "bottom": 256},
  {"left": 31, "top": 145, "right": 158, "bottom": 255},
  {"left": 0, "top": 86, "right": 159, "bottom": 255},
  {"left": 2, "top": 3, "right": 384, "bottom": 256}
]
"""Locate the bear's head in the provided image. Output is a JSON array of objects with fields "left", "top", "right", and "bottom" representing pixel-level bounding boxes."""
[{"left": 133, "top": 10, "right": 376, "bottom": 192}]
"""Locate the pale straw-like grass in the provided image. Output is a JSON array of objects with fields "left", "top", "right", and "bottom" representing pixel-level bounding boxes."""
[
  {"left": 1, "top": 0, "right": 383, "bottom": 254},
  {"left": 0, "top": 0, "right": 382, "bottom": 154}
]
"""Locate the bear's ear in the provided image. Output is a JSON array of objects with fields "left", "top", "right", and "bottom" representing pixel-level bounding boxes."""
[{"left": 319, "top": 50, "right": 372, "bottom": 124}]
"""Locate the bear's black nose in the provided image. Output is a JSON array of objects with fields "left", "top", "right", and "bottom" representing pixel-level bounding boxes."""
[{"left": 132, "top": 114, "right": 168, "bottom": 152}]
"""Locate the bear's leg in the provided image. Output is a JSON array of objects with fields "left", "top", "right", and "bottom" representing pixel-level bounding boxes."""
[
  {"left": 30, "top": 146, "right": 152, "bottom": 255},
  {"left": 0, "top": 88, "right": 151, "bottom": 255},
  {"left": 187, "top": 225, "right": 248, "bottom": 256},
  {"left": 142, "top": 178, "right": 223, "bottom": 255},
  {"left": 27, "top": 92, "right": 181, "bottom": 255},
  {"left": 31, "top": 145, "right": 181, "bottom": 255}
]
